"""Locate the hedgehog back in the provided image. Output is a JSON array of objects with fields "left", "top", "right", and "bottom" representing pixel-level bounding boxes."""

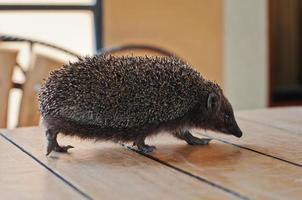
[{"left": 39, "top": 56, "right": 204, "bottom": 129}]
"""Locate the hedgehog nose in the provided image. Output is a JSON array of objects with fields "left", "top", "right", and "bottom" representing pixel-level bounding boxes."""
[
  {"left": 232, "top": 121, "right": 243, "bottom": 138},
  {"left": 233, "top": 129, "right": 242, "bottom": 138}
]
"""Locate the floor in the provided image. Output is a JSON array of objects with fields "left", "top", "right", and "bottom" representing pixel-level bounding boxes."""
[{"left": 0, "top": 107, "right": 301, "bottom": 200}]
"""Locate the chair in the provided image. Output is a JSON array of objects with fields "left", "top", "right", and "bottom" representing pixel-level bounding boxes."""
[
  {"left": 18, "top": 53, "right": 65, "bottom": 126},
  {"left": 0, "top": 49, "right": 18, "bottom": 128}
]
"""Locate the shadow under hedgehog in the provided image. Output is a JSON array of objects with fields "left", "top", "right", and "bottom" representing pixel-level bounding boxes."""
[{"left": 39, "top": 55, "right": 242, "bottom": 156}]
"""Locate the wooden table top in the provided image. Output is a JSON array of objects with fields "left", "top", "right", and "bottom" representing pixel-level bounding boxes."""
[{"left": 1, "top": 107, "right": 302, "bottom": 200}]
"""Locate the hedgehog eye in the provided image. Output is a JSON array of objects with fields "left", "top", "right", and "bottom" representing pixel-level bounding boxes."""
[{"left": 224, "top": 113, "right": 230, "bottom": 119}]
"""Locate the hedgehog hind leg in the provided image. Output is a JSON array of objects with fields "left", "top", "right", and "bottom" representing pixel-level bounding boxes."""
[
  {"left": 173, "top": 129, "right": 211, "bottom": 145},
  {"left": 45, "top": 129, "right": 74, "bottom": 156},
  {"left": 133, "top": 135, "right": 156, "bottom": 154}
]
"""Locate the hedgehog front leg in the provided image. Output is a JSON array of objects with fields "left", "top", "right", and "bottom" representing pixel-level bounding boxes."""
[
  {"left": 133, "top": 135, "right": 156, "bottom": 153},
  {"left": 46, "top": 129, "right": 74, "bottom": 156},
  {"left": 173, "top": 129, "right": 211, "bottom": 145}
]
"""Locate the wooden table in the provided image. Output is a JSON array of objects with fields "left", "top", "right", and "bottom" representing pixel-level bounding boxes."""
[{"left": 1, "top": 107, "right": 302, "bottom": 200}]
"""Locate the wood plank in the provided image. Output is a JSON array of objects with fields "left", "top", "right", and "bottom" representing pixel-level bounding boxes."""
[
  {"left": 0, "top": 127, "right": 235, "bottom": 200},
  {"left": 237, "top": 107, "right": 302, "bottom": 135},
  {"left": 195, "top": 118, "right": 302, "bottom": 166},
  {"left": 18, "top": 54, "right": 65, "bottom": 127},
  {"left": 0, "top": 135, "right": 83, "bottom": 200},
  {"left": 142, "top": 134, "right": 302, "bottom": 200},
  {"left": 0, "top": 49, "right": 17, "bottom": 128}
]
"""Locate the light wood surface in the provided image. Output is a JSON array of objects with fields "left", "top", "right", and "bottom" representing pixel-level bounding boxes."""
[
  {"left": 18, "top": 54, "right": 65, "bottom": 127},
  {"left": 0, "top": 127, "right": 234, "bottom": 200},
  {"left": 237, "top": 107, "right": 302, "bottom": 135},
  {"left": 1, "top": 107, "right": 302, "bottom": 200},
  {"left": 0, "top": 136, "right": 83, "bottom": 200},
  {"left": 0, "top": 49, "right": 17, "bottom": 128},
  {"left": 145, "top": 134, "right": 302, "bottom": 200},
  {"left": 196, "top": 119, "right": 302, "bottom": 166}
]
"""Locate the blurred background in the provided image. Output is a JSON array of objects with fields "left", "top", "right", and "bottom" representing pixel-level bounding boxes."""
[{"left": 0, "top": 0, "right": 301, "bottom": 128}]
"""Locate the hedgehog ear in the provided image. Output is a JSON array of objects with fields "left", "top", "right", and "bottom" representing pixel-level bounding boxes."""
[{"left": 207, "top": 93, "right": 219, "bottom": 111}]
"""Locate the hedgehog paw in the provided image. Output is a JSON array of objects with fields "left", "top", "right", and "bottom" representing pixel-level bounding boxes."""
[
  {"left": 186, "top": 137, "right": 212, "bottom": 145},
  {"left": 54, "top": 145, "right": 74, "bottom": 153},
  {"left": 46, "top": 143, "right": 74, "bottom": 156},
  {"left": 46, "top": 140, "right": 56, "bottom": 156},
  {"left": 137, "top": 144, "right": 156, "bottom": 153}
]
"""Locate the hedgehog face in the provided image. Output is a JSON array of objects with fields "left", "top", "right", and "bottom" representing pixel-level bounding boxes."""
[{"left": 207, "top": 93, "right": 242, "bottom": 138}]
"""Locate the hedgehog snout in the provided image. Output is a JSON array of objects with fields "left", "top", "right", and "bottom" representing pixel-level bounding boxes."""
[{"left": 229, "top": 120, "right": 243, "bottom": 138}]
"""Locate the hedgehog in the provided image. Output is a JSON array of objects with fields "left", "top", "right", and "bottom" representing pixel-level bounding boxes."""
[{"left": 39, "top": 55, "right": 242, "bottom": 156}]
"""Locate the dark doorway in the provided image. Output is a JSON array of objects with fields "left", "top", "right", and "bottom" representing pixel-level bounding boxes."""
[{"left": 269, "top": 0, "right": 302, "bottom": 106}]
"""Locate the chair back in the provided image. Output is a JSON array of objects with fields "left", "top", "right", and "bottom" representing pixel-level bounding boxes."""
[
  {"left": 0, "top": 49, "right": 18, "bottom": 128},
  {"left": 18, "top": 54, "right": 65, "bottom": 127}
]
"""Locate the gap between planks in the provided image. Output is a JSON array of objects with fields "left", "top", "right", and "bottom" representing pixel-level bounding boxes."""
[
  {"left": 0, "top": 129, "right": 241, "bottom": 200},
  {"left": 121, "top": 143, "right": 250, "bottom": 200},
  {"left": 2, "top": 108, "right": 302, "bottom": 200},
  {"left": 196, "top": 131, "right": 302, "bottom": 168},
  {"left": 2, "top": 122, "right": 301, "bottom": 200},
  {"left": 237, "top": 107, "right": 302, "bottom": 136},
  {"left": 0, "top": 132, "right": 94, "bottom": 200}
]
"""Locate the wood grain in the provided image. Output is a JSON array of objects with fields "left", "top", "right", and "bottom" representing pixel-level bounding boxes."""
[
  {"left": 144, "top": 133, "right": 302, "bottom": 200},
  {"left": 237, "top": 107, "right": 302, "bottom": 135},
  {"left": 195, "top": 118, "right": 302, "bottom": 166},
  {"left": 0, "top": 127, "right": 235, "bottom": 200},
  {"left": 0, "top": 135, "right": 83, "bottom": 200},
  {"left": 18, "top": 54, "right": 65, "bottom": 127},
  {"left": 0, "top": 49, "right": 17, "bottom": 128},
  {"left": 2, "top": 108, "right": 302, "bottom": 200}
]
